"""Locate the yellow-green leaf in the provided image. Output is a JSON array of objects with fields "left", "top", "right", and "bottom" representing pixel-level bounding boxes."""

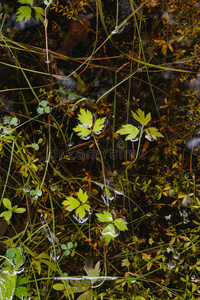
[
  {"left": 77, "top": 109, "right": 93, "bottom": 128},
  {"left": 116, "top": 124, "right": 140, "bottom": 141},
  {"left": 73, "top": 125, "right": 91, "bottom": 137},
  {"left": 77, "top": 188, "right": 88, "bottom": 203},
  {"left": 93, "top": 117, "right": 106, "bottom": 134},
  {"left": 62, "top": 197, "right": 80, "bottom": 211},
  {"left": 76, "top": 206, "right": 86, "bottom": 219},
  {"left": 131, "top": 109, "right": 151, "bottom": 126}
]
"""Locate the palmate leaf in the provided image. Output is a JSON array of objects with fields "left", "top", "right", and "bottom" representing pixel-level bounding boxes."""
[
  {"left": 93, "top": 117, "right": 106, "bottom": 134},
  {"left": 131, "top": 109, "right": 151, "bottom": 126},
  {"left": 16, "top": 6, "right": 32, "bottom": 22},
  {"left": 144, "top": 127, "right": 164, "bottom": 140},
  {"left": 116, "top": 124, "right": 140, "bottom": 141},
  {"left": 73, "top": 125, "right": 91, "bottom": 137},
  {"left": 62, "top": 197, "right": 80, "bottom": 211},
  {"left": 77, "top": 188, "right": 88, "bottom": 203},
  {"left": 114, "top": 218, "right": 128, "bottom": 231},
  {"left": 77, "top": 108, "right": 93, "bottom": 128},
  {"left": 96, "top": 211, "right": 113, "bottom": 223}
]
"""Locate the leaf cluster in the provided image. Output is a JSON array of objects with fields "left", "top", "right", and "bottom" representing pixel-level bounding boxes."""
[
  {"left": 16, "top": 0, "right": 45, "bottom": 23},
  {"left": 0, "top": 198, "right": 26, "bottom": 224}
]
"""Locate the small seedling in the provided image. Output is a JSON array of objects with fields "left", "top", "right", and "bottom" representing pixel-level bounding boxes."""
[
  {"left": 31, "top": 138, "right": 43, "bottom": 151},
  {"left": 3, "top": 116, "right": 18, "bottom": 126},
  {"left": 29, "top": 189, "right": 42, "bottom": 201},
  {"left": 37, "top": 100, "right": 50, "bottom": 114},
  {"left": 62, "top": 188, "right": 91, "bottom": 220},
  {"left": 61, "top": 242, "right": 74, "bottom": 256},
  {"left": 96, "top": 211, "right": 128, "bottom": 244},
  {"left": 0, "top": 198, "right": 26, "bottom": 224}
]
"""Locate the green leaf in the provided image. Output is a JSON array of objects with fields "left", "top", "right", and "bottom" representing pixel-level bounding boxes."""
[
  {"left": 16, "top": 6, "right": 32, "bottom": 22},
  {"left": 3, "top": 198, "right": 12, "bottom": 210},
  {"left": 53, "top": 283, "right": 65, "bottom": 291},
  {"left": 76, "top": 206, "right": 86, "bottom": 219},
  {"left": 34, "top": 7, "right": 44, "bottom": 22},
  {"left": 62, "top": 197, "right": 80, "bottom": 211},
  {"left": 116, "top": 124, "right": 140, "bottom": 141},
  {"left": 93, "top": 117, "right": 106, "bottom": 134},
  {"left": 12, "top": 207, "right": 26, "bottom": 214},
  {"left": 77, "top": 75, "right": 86, "bottom": 94},
  {"left": 144, "top": 127, "right": 164, "bottom": 140},
  {"left": 114, "top": 218, "right": 128, "bottom": 231},
  {"left": 77, "top": 188, "right": 88, "bottom": 203},
  {"left": 96, "top": 211, "right": 113, "bottom": 222},
  {"left": 84, "top": 260, "right": 101, "bottom": 285},
  {"left": 18, "top": 0, "right": 34, "bottom": 5},
  {"left": 4, "top": 211, "right": 12, "bottom": 221},
  {"left": 77, "top": 289, "right": 93, "bottom": 300},
  {"left": 67, "top": 242, "right": 74, "bottom": 249},
  {"left": 37, "top": 107, "right": 43, "bottom": 114},
  {"left": 71, "top": 280, "right": 90, "bottom": 293},
  {"left": 31, "top": 143, "right": 39, "bottom": 150},
  {"left": 77, "top": 109, "right": 93, "bottom": 128},
  {"left": 0, "top": 267, "right": 17, "bottom": 299},
  {"left": 61, "top": 244, "right": 68, "bottom": 250},
  {"left": 73, "top": 125, "right": 91, "bottom": 137},
  {"left": 10, "top": 117, "right": 18, "bottom": 125},
  {"left": 102, "top": 224, "right": 116, "bottom": 243},
  {"left": 64, "top": 250, "right": 71, "bottom": 256},
  {"left": 40, "top": 100, "right": 48, "bottom": 108},
  {"left": 131, "top": 109, "right": 151, "bottom": 126}
]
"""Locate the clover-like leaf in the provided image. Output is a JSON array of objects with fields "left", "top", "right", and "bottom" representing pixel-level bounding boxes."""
[
  {"left": 62, "top": 197, "right": 80, "bottom": 211},
  {"left": 77, "top": 188, "right": 88, "bottom": 203},
  {"left": 73, "top": 125, "right": 91, "bottom": 137},
  {"left": 144, "top": 127, "right": 164, "bottom": 140},
  {"left": 102, "top": 224, "right": 116, "bottom": 244},
  {"left": 131, "top": 109, "right": 151, "bottom": 126},
  {"left": 116, "top": 124, "right": 140, "bottom": 141},
  {"left": 77, "top": 108, "right": 93, "bottom": 128},
  {"left": 93, "top": 117, "right": 106, "bottom": 134},
  {"left": 114, "top": 218, "right": 128, "bottom": 231},
  {"left": 96, "top": 211, "right": 113, "bottom": 223}
]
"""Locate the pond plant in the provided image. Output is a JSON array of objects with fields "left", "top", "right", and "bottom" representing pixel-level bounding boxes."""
[{"left": 0, "top": 0, "right": 200, "bottom": 299}]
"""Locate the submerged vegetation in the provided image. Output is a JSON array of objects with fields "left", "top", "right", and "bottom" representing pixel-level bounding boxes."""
[{"left": 0, "top": 0, "right": 200, "bottom": 299}]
